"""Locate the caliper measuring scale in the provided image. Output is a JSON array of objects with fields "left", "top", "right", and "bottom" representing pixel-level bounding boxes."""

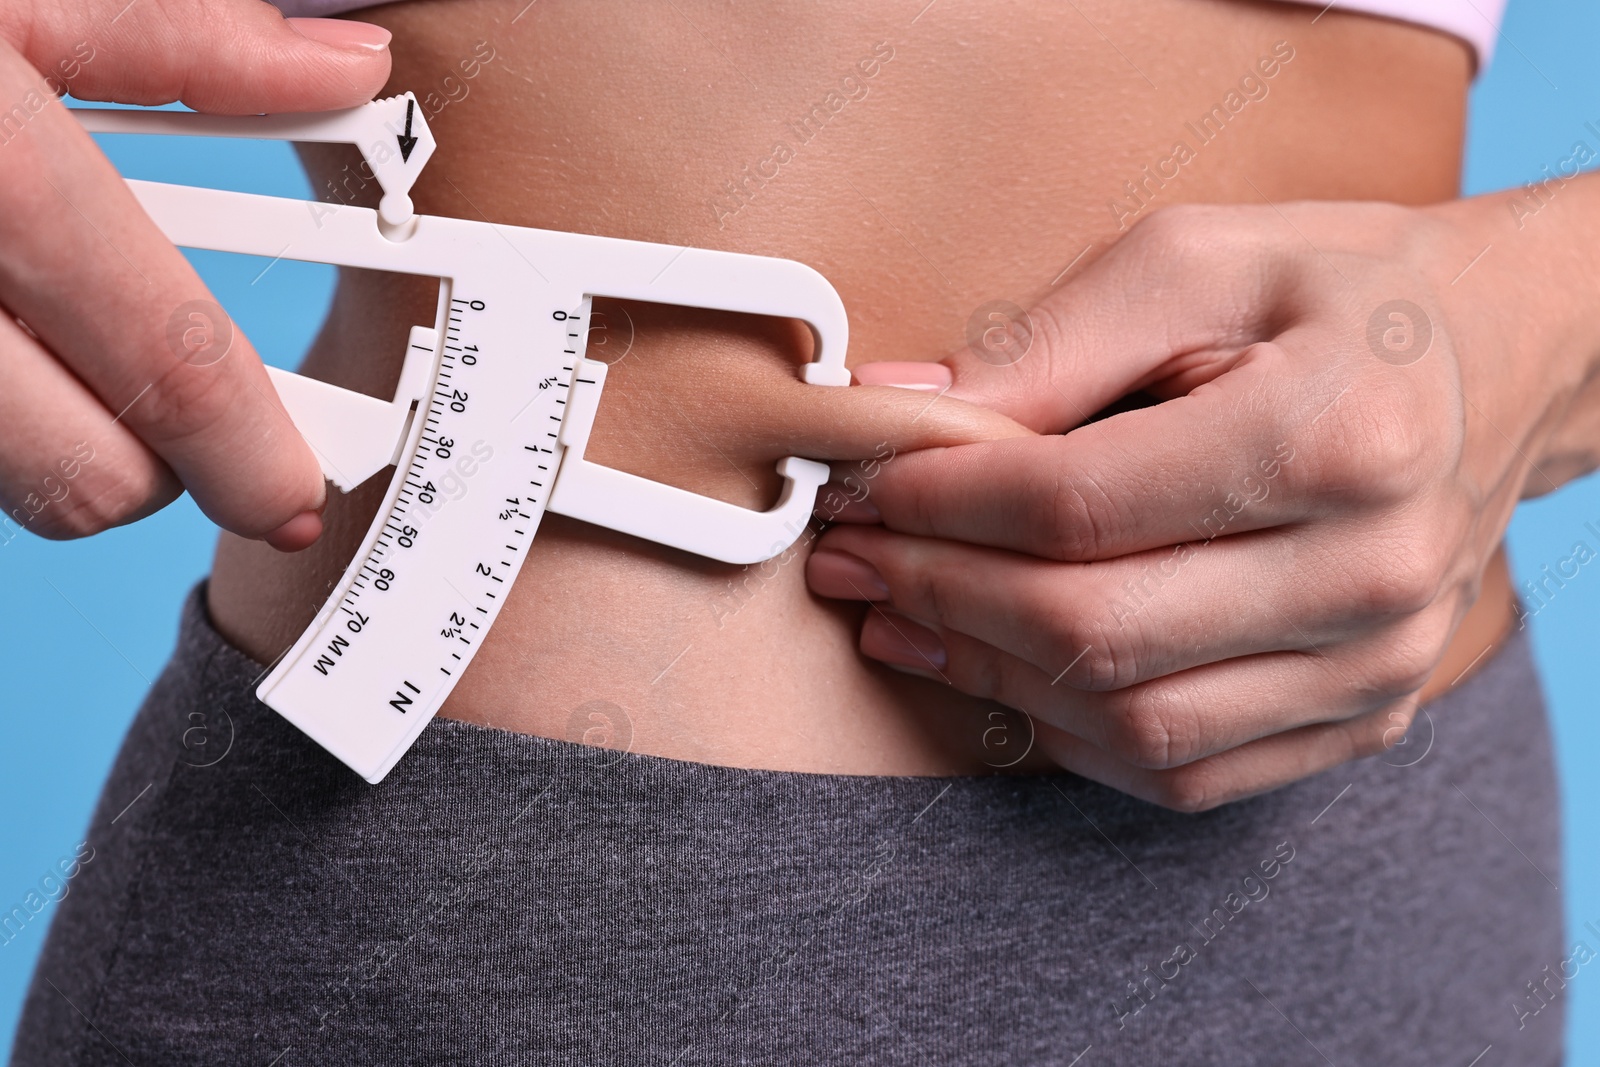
[{"left": 75, "top": 93, "right": 852, "bottom": 783}]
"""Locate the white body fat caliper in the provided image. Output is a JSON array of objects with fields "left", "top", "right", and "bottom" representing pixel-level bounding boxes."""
[{"left": 75, "top": 94, "right": 850, "bottom": 783}]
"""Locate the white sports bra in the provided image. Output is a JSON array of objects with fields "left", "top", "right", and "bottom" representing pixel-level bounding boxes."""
[
  {"left": 1277, "top": 0, "right": 1505, "bottom": 65},
  {"left": 271, "top": 0, "right": 1508, "bottom": 71}
]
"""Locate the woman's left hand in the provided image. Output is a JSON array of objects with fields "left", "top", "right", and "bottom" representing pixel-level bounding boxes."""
[{"left": 807, "top": 189, "right": 1600, "bottom": 811}]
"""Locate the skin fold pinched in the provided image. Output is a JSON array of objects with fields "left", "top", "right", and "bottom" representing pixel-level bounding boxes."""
[{"left": 187, "top": 0, "right": 1593, "bottom": 804}]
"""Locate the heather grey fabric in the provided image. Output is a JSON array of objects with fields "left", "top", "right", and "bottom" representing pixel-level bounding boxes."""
[{"left": 9, "top": 584, "right": 1565, "bottom": 1065}]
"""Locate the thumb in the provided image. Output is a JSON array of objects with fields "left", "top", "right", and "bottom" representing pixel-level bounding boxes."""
[
  {"left": 9, "top": 0, "right": 392, "bottom": 114},
  {"left": 856, "top": 207, "right": 1295, "bottom": 434}
]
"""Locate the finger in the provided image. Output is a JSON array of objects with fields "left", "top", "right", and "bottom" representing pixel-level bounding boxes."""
[
  {"left": 10, "top": 0, "right": 392, "bottom": 114},
  {"left": 874, "top": 323, "right": 1429, "bottom": 563},
  {"left": 0, "top": 58, "right": 326, "bottom": 543},
  {"left": 0, "top": 313, "right": 179, "bottom": 537},
  {"left": 814, "top": 480, "right": 884, "bottom": 524},
  {"left": 857, "top": 606, "right": 1409, "bottom": 770},
  {"left": 859, "top": 204, "right": 1307, "bottom": 433},
  {"left": 1031, "top": 699, "right": 1419, "bottom": 813},
  {"left": 802, "top": 380, "right": 1035, "bottom": 524},
  {"left": 810, "top": 524, "right": 1442, "bottom": 691},
  {"left": 774, "top": 370, "right": 1034, "bottom": 460},
  {"left": 846, "top": 344, "right": 1344, "bottom": 560},
  {"left": 713, "top": 358, "right": 1036, "bottom": 463}
]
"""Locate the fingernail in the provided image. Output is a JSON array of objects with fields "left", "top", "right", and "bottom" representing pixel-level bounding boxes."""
[
  {"left": 807, "top": 549, "right": 889, "bottom": 600},
  {"left": 862, "top": 609, "right": 947, "bottom": 671},
  {"left": 287, "top": 18, "right": 393, "bottom": 52},
  {"left": 853, "top": 362, "right": 952, "bottom": 392},
  {"left": 815, "top": 485, "right": 880, "bottom": 524},
  {"left": 263, "top": 510, "right": 324, "bottom": 552}
]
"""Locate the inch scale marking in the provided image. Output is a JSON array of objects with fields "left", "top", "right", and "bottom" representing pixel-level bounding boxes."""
[
  {"left": 74, "top": 93, "right": 850, "bottom": 783},
  {"left": 261, "top": 287, "right": 595, "bottom": 779},
  {"left": 317, "top": 295, "right": 565, "bottom": 694}
]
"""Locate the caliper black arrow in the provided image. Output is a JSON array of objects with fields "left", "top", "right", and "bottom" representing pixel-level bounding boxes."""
[{"left": 397, "top": 97, "right": 418, "bottom": 162}]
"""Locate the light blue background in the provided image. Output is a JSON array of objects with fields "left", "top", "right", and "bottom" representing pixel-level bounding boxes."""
[{"left": 3, "top": 0, "right": 1600, "bottom": 1058}]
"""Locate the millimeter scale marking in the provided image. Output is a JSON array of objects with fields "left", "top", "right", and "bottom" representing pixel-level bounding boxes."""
[{"left": 75, "top": 93, "right": 850, "bottom": 782}]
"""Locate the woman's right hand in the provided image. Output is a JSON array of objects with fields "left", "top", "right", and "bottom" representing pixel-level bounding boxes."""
[{"left": 0, "top": 0, "right": 392, "bottom": 550}]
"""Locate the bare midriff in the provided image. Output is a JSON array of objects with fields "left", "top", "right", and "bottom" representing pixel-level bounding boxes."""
[{"left": 207, "top": 0, "right": 1514, "bottom": 775}]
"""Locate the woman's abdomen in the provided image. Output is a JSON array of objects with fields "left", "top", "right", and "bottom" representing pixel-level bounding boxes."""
[{"left": 207, "top": 0, "right": 1477, "bottom": 774}]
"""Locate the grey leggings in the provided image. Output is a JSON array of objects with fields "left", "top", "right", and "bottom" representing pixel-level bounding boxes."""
[{"left": 9, "top": 585, "right": 1564, "bottom": 1065}]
